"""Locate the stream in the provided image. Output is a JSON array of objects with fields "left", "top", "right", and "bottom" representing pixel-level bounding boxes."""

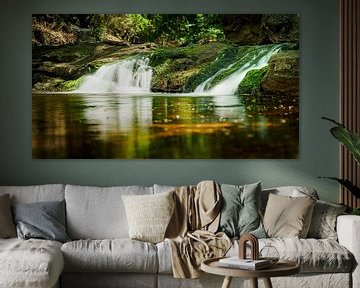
[{"left": 32, "top": 44, "right": 298, "bottom": 159}]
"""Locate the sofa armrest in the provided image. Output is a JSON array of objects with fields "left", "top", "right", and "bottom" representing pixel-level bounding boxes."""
[{"left": 337, "top": 215, "right": 360, "bottom": 288}]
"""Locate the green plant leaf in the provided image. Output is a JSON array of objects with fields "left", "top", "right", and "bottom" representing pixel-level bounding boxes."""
[
  {"left": 322, "top": 117, "right": 360, "bottom": 165},
  {"left": 319, "top": 176, "right": 360, "bottom": 198}
]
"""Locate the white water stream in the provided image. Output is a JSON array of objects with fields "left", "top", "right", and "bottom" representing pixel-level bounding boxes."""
[
  {"left": 194, "top": 45, "right": 281, "bottom": 95},
  {"left": 75, "top": 45, "right": 281, "bottom": 96},
  {"left": 76, "top": 57, "right": 153, "bottom": 93}
]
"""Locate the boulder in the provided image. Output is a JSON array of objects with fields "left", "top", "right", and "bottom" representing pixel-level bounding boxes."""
[{"left": 261, "top": 50, "right": 299, "bottom": 98}]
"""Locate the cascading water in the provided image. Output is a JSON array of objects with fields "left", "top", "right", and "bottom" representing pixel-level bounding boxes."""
[
  {"left": 194, "top": 45, "right": 282, "bottom": 96},
  {"left": 75, "top": 57, "right": 153, "bottom": 93}
]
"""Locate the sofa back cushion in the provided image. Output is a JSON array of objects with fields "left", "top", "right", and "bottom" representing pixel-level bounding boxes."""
[
  {"left": 65, "top": 185, "right": 153, "bottom": 239},
  {"left": 261, "top": 186, "right": 319, "bottom": 212},
  {"left": 0, "top": 184, "right": 65, "bottom": 204}
]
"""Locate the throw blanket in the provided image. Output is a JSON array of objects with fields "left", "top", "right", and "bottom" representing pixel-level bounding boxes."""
[{"left": 165, "top": 180, "right": 231, "bottom": 278}]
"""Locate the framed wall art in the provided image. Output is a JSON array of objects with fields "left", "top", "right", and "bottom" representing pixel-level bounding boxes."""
[{"left": 32, "top": 14, "right": 299, "bottom": 159}]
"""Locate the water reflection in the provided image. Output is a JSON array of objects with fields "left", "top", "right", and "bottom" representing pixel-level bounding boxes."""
[{"left": 32, "top": 93, "right": 298, "bottom": 159}]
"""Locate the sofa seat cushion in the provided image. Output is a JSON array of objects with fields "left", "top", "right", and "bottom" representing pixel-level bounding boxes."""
[
  {"left": 62, "top": 239, "right": 158, "bottom": 273},
  {"left": 229, "top": 238, "right": 354, "bottom": 273},
  {"left": 0, "top": 238, "right": 64, "bottom": 288},
  {"left": 157, "top": 238, "right": 354, "bottom": 274}
]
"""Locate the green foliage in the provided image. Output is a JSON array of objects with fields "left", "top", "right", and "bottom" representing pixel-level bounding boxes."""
[
  {"left": 351, "top": 208, "right": 360, "bottom": 215},
  {"left": 107, "top": 14, "right": 153, "bottom": 43},
  {"left": 323, "top": 117, "right": 360, "bottom": 165},
  {"left": 62, "top": 76, "right": 86, "bottom": 91},
  {"left": 90, "top": 15, "right": 107, "bottom": 41},
  {"left": 87, "top": 14, "right": 224, "bottom": 46},
  {"left": 320, "top": 117, "right": 360, "bottom": 199}
]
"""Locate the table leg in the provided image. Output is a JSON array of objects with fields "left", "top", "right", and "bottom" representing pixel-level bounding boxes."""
[
  {"left": 251, "top": 278, "right": 258, "bottom": 288},
  {"left": 221, "top": 276, "right": 233, "bottom": 288},
  {"left": 263, "top": 277, "right": 273, "bottom": 288}
]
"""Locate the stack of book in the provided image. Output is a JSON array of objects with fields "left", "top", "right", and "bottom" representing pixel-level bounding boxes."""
[{"left": 218, "top": 257, "right": 271, "bottom": 270}]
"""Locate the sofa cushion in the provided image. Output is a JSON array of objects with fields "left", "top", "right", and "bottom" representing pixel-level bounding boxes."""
[
  {"left": 263, "top": 193, "right": 316, "bottom": 238},
  {"left": 65, "top": 185, "right": 153, "bottom": 239},
  {"left": 218, "top": 182, "right": 266, "bottom": 238},
  {"left": 12, "top": 200, "right": 70, "bottom": 243},
  {"left": 0, "top": 184, "right": 65, "bottom": 204},
  {"left": 157, "top": 237, "right": 353, "bottom": 274},
  {"left": 260, "top": 238, "right": 354, "bottom": 273},
  {"left": 0, "top": 194, "right": 16, "bottom": 238},
  {"left": 61, "top": 239, "right": 158, "bottom": 273},
  {"left": 261, "top": 186, "right": 319, "bottom": 212},
  {"left": 0, "top": 238, "right": 64, "bottom": 288},
  {"left": 122, "top": 191, "right": 175, "bottom": 243},
  {"left": 61, "top": 273, "right": 157, "bottom": 288},
  {"left": 307, "top": 200, "right": 347, "bottom": 240}
]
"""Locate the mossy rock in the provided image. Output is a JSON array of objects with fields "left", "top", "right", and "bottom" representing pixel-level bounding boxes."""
[
  {"left": 62, "top": 76, "right": 86, "bottom": 91},
  {"left": 237, "top": 66, "right": 268, "bottom": 96},
  {"left": 261, "top": 50, "right": 299, "bottom": 98}
]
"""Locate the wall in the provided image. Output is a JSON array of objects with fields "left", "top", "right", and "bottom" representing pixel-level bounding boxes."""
[{"left": 0, "top": 0, "right": 340, "bottom": 202}]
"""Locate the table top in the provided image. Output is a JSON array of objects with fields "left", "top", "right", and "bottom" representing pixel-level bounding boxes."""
[{"left": 201, "top": 257, "right": 300, "bottom": 278}]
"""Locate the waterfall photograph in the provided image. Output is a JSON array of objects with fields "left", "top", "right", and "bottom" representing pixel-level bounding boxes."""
[{"left": 32, "top": 14, "right": 299, "bottom": 159}]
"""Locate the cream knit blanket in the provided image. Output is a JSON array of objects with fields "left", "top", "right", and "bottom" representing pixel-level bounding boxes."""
[{"left": 165, "top": 180, "right": 231, "bottom": 278}]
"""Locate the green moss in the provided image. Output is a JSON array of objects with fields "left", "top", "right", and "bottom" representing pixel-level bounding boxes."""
[
  {"left": 237, "top": 66, "right": 268, "bottom": 96},
  {"left": 62, "top": 76, "right": 86, "bottom": 91}
]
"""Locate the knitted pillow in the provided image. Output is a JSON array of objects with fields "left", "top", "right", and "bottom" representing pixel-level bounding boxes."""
[{"left": 122, "top": 191, "right": 175, "bottom": 243}]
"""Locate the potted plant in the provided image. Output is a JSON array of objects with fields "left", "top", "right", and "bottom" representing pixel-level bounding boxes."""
[{"left": 320, "top": 117, "right": 360, "bottom": 215}]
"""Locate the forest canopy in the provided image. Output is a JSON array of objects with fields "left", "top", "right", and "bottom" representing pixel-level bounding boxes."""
[
  {"left": 32, "top": 14, "right": 299, "bottom": 47},
  {"left": 32, "top": 14, "right": 225, "bottom": 46}
]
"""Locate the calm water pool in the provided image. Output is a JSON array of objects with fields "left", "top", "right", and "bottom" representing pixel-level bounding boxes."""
[{"left": 32, "top": 92, "right": 298, "bottom": 159}]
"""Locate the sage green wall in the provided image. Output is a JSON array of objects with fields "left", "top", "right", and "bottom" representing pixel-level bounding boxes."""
[{"left": 0, "top": 0, "right": 340, "bottom": 202}]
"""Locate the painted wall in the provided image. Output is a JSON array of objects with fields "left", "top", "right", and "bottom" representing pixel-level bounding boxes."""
[{"left": 0, "top": 0, "right": 340, "bottom": 202}]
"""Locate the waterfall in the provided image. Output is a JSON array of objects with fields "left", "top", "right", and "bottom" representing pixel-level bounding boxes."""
[
  {"left": 76, "top": 57, "right": 153, "bottom": 93},
  {"left": 194, "top": 45, "right": 281, "bottom": 96}
]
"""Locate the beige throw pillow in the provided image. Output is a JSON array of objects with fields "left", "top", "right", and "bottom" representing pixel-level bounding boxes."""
[
  {"left": 122, "top": 191, "right": 175, "bottom": 243},
  {"left": 0, "top": 194, "right": 17, "bottom": 238},
  {"left": 263, "top": 193, "right": 316, "bottom": 238}
]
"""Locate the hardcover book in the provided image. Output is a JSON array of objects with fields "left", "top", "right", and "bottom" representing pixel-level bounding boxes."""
[{"left": 218, "top": 257, "right": 271, "bottom": 270}]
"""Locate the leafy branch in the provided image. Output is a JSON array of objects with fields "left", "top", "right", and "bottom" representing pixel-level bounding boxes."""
[{"left": 320, "top": 117, "right": 360, "bottom": 199}]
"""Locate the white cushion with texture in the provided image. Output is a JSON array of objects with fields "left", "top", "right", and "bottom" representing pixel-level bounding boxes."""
[
  {"left": 0, "top": 238, "right": 63, "bottom": 288},
  {"left": 226, "top": 238, "right": 354, "bottom": 273},
  {"left": 62, "top": 239, "right": 158, "bottom": 273},
  {"left": 122, "top": 191, "right": 175, "bottom": 243}
]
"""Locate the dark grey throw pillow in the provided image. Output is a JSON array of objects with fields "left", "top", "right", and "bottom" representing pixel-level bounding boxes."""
[
  {"left": 0, "top": 194, "right": 17, "bottom": 238},
  {"left": 12, "top": 200, "right": 70, "bottom": 243},
  {"left": 218, "top": 182, "right": 266, "bottom": 238}
]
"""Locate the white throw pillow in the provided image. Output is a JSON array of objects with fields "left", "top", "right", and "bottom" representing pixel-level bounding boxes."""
[{"left": 122, "top": 191, "right": 175, "bottom": 243}]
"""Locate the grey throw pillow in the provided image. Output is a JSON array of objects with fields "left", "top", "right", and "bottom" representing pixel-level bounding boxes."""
[
  {"left": 12, "top": 200, "right": 70, "bottom": 243},
  {"left": 307, "top": 200, "right": 347, "bottom": 240},
  {"left": 218, "top": 182, "right": 266, "bottom": 238},
  {"left": 0, "top": 194, "right": 17, "bottom": 238}
]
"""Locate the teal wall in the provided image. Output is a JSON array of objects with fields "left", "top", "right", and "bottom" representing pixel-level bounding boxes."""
[{"left": 0, "top": 0, "right": 340, "bottom": 202}]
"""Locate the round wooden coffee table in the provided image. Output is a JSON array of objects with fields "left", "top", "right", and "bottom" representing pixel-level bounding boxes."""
[{"left": 201, "top": 257, "right": 300, "bottom": 288}]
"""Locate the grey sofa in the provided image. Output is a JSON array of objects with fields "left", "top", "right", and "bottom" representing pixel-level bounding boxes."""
[{"left": 0, "top": 183, "right": 359, "bottom": 288}]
